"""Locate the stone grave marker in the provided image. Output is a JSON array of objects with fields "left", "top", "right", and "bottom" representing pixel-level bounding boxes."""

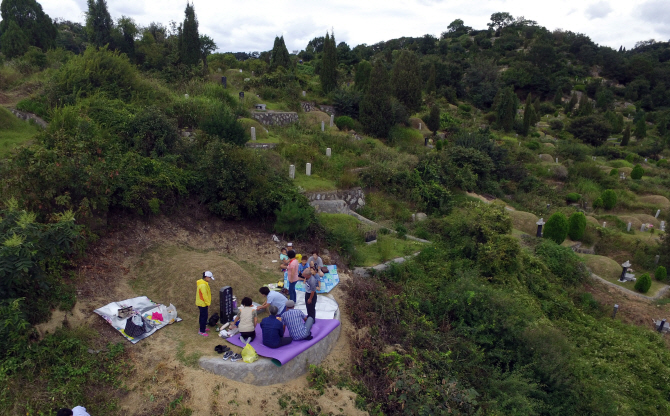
[
  {"left": 251, "top": 127, "right": 256, "bottom": 141},
  {"left": 419, "top": 123, "right": 422, "bottom": 130},
  {"left": 627, "top": 222, "right": 632, "bottom": 232},
  {"left": 326, "top": 148, "right": 331, "bottom": 157},
  {"left": 239, "top": 69, "right": 242, "bottom": 73},
  {"left": 656, "top": 209, "right": 661, "bottom": 218},
  {"left": 656, "top": 255, "right": 661, "bottom": 264},
  {"left": 603, "top": 221, "right": 606, "bottom": 228},
  {"left": 306, "top": 163, "right": 311, "bottom": 176},
  {"left": 221, "top": 76, "right": 227, "bottom": 88},
  {"left": 184, "top": 93, "right": 189, "bottom": 99},
  {"left": 321, "top": 121, "right": 325, "bottom": 132},
  {"left": 536, "top": 218, "right": 545, "bottom": 237},
  {"left": 302, "top": 91, "right": 306, "bottom": 97},
  {"left": 619, "top": 260, "right": 632, "bottom": 282},
  {"left": 555, "top": 157, "right": 558, "bottom": 163},
  {"left": 662, "top": 221, "right": 666, "bottom": 231},
  {"left": 641, "top": 224, "right": 647, "bottom": 232},
  {"left": 219, "top": 286, "right": 234, "bottom": 323},
  {"left": 330, "top": 114, "right": 334, "bottom": 127},
  {"left": 289, "top": 165, "right": 295, "bottom": 179}
]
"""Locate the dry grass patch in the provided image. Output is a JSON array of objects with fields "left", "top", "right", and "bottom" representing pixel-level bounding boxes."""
[
  {"left": 631, "top": 214, "right": 660, "bottom": 228},
  {"left": 586, "top": 216, "right": 599, "bottom": 225},
  {"left": 618, "top": 215, "right": 643, "bottom": 230},
  {"left": 538, "top": 154, "right": 553, "bottom": 162},
  {"left": 638, "top": 195, "right": 670, "bottom": 209},
  {"left": 238, "top": 117, "right": 269, "bottom": 141},
  {"left": 300, "top": 110, "right": 331, "bottom": 128},
  {"left": 509, "top": 210, "right": 539, "bottom": 235}
]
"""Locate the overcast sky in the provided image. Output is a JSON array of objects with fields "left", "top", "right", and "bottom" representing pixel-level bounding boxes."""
[{"left": 42, "top": 0, "right": 670, "bottom": 53}]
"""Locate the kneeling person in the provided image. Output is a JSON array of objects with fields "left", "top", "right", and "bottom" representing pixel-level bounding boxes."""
[
  {"left": 282, "top": 300, "right": 314, "bottom": 341},
  {"left": 260, "top": 305, "right": 293, "bottom": 348}
]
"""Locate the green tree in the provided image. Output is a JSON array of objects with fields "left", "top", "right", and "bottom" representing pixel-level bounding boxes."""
[
  {"left": 577, "top": 93, "right": 593, "bottom": 116},
  {"left": 635, "top": 114, "right": 647, "bottom": 139},
  {"left": 426, "top": 63, "right": 436, "bottom": 94},
  {"left": 655, "top": 266, "right": 667, "bottom": 282},
  {"left": 600, "top": 189, "right": 617, "bottom": 210},
  {"left": 634, "top": 273, "right": 652, "bottom": 293},
  {"left": 565, "top": 92, "right": 578, "bottom": 114},
  {"left": 200, "top": 34, "right": 216, "bottom": 72},
  {"left": 487, "top": 12, "right": 514, "bottom": 33},
  {"left": 0, "top": 20, "right": 28, "bottom": 58},
  {"left": 273, "top": 199, "right": 313, "bottom": 237},
  {"left": 359, "top": 60, "right": 392, "bottom": 138},
  {"left": 112, "top": 16, "right": 138, "bottom": 61},
  {"left": 426, "top": 105, "right": 440, "bottom": 135},
  {"left": 596, "top": 88, "right": 615, "bottom": 111},
  {"left": 354, "top": 60, "right": 372, "bottom": 92},
  {"left": 179, "top": 2, "right": 200, "bottom": 66},
  {"left": 494, "top": 87, "right": 517, "bottom": 132},
  {"left": 86, "top": 0, "right": 113, "bottom": 48},
  {"left": 544, "top": 212, "right": 568, "bottom": 244},
  {"left": 391, "top": 50, "right": 422, "bottom": 112},
  {"left": 199, "top": 105, "right": 246, "bottom": 146},
  {"left": 522, "top": 93, "right": 535, "bottom": 136},
  {"left": 553, "top": 88, "right": 563, "bottom": 106},
  {"left": 631, "top": 164, "right": 644, "bottom": 180},
  {"left": 566, "top": 115, "right": 611, "bottom": 146},
  {"left": 0, "top": 0, "right": 56, "bottom": 53},
  {"left": 269, "top": 35, "right": 291, "bottom": 72},
  {"left": 621, "top": 123, "right": 631, "bottom": 146},
  {"left": 567, "top": 212, "right": 587, "bottom": 241},
  {"left": 320, "top": 31, "right": 338, "bottom": 93}
]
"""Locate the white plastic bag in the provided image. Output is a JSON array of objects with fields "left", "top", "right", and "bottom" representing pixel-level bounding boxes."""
[{"left": 164, "top": 303, "right": 178, "bottom": 324}]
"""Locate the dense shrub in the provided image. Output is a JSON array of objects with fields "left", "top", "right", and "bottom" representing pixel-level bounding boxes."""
[
  {"left": 524, "top": 140, "right": 540, "bottom": 150},
  {"left": 609, "top": 168, "right": 619, "bottom": 177},
  {"left": 655, "top": 266, "right": 667, "bottom": 282},
  {"left": 334, "top": 116, "right": 355, "bottom": 131},
  {"left": 566, "top": 192, "right": 581, "bottom": 203},
  {"left": 568, "top": 212, "right": 587, "bottom": 241},
  {"left": 549, "top": 119, "right": 564, "bottom": 130},
  {"left": 544, "top": 212, "right": 568, "bottom": 244},
  {"left": 199, "top": 105, "right": 246, "bottom": 146},
  {"left": 631, "top": 164, "right": 644, "bottom": 180},
  {"left": 566, "top": 115, "right": 611, "bottom": 147},
  {"left": 634, "top": 273, "right": 652, "bottom": 293},
  {"left": 273, "top": 199, "right": 314, "bottom": 237},
  {"left": 600, "top": 189, "right": 617, "bottom": 210}
]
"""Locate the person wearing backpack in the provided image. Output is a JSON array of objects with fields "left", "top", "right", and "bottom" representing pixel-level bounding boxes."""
[{"left": 196, "top": 271, "right": 215, "bottom": 337}]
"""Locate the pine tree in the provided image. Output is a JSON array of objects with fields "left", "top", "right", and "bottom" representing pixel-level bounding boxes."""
[
  {"left": 495, "top": 87, "right": 517, "bottom": 132},
  {"left": 553, "top": 87, "right": 563, "bottom": 105},
  {"left": 522, "top": 93, "right": 535, "bottom": 136},
  {"left": 354, "top": 60, "right": 372, "bottom": 93},
  {"left": 359, "top": 60, "right": 392, "bottom": 138},
  {"left": 179, "top": 2, "right": 200, "bottom": 66},
  {"left": 426, "top": 105, "right": 440, "bottom": 134},
  {"left": 426, "top": 63, "right": 436, "bottom": 94},
  {"left": 269, "top": 36, "right": 291, "bottom": 71},
  {"left": 0, "top": 20, "right": 28, "bottom": 58},
  {"left": 391, "top": 50, "right": 422, "bottom": 112},
  {"left": 635, "top": 114, "right": 647, "bottom": 139},
  {"left": 86, "top": 0, "right": 113, "bottom": 48},
  {"left": 621, "top": 123, "right": 631, "bottom": 146},
  {"left": 577, "top": 93, "right": 592, "bottom": 116},
  {"left": 565, "top": 92, "right": 578, "bottom": 114},
  {"left": 320, "top": 31, "right": 338, "bottom": 94},
  {"left": 0, "top": 0, "right": 57, "bottom": 53}
]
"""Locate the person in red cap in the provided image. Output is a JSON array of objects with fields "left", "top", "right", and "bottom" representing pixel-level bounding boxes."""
[{"left": 196, "top": 271, "right": 214, "bottom": 337}]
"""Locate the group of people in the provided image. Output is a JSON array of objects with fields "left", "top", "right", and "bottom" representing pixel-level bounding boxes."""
[{"left": 194, "top": 246, "right": 326, "bottom": 349}]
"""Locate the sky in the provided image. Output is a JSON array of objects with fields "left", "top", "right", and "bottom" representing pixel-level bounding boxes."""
[{"left": 41, "top": 0, "right": 670, "bottom": 53}]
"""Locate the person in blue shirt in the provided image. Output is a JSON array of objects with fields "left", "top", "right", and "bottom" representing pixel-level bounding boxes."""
[
  {"left": 257, "top": 286, "right": 287, "bottom": 315},
  {"left": 282, "top": 300, "right": 314, "bottom": 341},
  {"left": 260, "top": 305, "right": 293, "bottom": 348}
]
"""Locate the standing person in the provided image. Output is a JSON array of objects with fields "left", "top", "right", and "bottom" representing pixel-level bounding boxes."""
[
  {"left": 238, "top": 297, "right": 258, "bottom": 344},
  {"left": 286, "top": 250, "right": 299, "bottom": 302},
  {"left": 260, "top": 305, "right": 293, "bottom": 348},
  {"left": 282, "top": 300, "right": 314, "bottom": 341},
  {"left": 257, "top": 286, "right": 287, "bottom": 315},
  {"left": 303, "top": 267, "right": 318, "bottom": 321},
  {"left": 195, "top": 271, "right": 215, "bottom": 337},
  {"left": 298, "top": 255, "right": 309, "bottom": 278}
]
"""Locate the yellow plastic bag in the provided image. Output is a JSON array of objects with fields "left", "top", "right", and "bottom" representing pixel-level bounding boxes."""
[{"left": 242, "top": 343, "right": 258, "bottom": 363}]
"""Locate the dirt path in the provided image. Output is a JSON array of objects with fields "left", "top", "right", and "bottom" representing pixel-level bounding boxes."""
[{"left": 38, "top": 210, "right": 365, "bottom": 416}]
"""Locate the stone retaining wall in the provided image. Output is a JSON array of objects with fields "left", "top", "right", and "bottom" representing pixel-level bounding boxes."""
[
  {"left": 10, "top": 109, "right": 47, "bottom": 128},
  {"left": 251, "top": 111, "right": 299, "bottom": 126},
  {"left": 305, "top": 187, "right": 365, "bottom": 211}
]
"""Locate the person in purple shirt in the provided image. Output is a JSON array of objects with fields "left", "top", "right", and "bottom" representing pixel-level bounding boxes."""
[{"left": 260, "top": 305, "right": 292, "bottom": 348}]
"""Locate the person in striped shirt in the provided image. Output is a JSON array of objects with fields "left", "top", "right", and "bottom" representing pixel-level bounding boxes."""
[{"left": 281, "top": 300, "right": 314, "bottom": 341}]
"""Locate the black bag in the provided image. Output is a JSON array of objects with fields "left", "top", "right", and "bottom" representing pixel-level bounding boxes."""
[
  {"left": 208, "top": 313, "right": 220, "bottom": 326},
  {"left": 124, "top": 315, "right": 146, "bottom": 338}
]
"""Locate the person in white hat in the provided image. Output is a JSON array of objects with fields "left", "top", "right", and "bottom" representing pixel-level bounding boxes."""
[{"left": 196, "top": 271, "right": 215, "bottom": 337}]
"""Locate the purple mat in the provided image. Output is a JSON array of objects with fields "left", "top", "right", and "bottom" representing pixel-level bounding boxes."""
[{"left": 225, "top": 319, "right": 340, "bottom": 366}]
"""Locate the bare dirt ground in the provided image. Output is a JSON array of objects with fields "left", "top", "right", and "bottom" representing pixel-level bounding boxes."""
[{"left": 36, "top": 208, "right": 366, "bottom": 416}]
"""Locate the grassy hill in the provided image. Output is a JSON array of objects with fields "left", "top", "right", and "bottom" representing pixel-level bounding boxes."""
[{"left": 0, "top": 107, "right": 40, "bottom": 156}]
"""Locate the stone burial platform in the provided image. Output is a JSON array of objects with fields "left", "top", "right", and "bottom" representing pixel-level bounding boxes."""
[{"left": 199, "top": 297, "right": 341, "bottom": 386}]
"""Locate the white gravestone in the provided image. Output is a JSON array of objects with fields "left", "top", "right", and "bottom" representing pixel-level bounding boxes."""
[
  {"left": 627, "top": 222, "right": 632, "bottom": 232},
  {"left": 302, "top": 91, "right": 306, "bottom": 97},
  {"left": 306, "top": 163, "right": 311, "bottom": 176},
  {"left": 289, "top": 165, "right": 295, "bottom": 179},
  {"left": 321, "top": 121, "right": 325, "bottom": 132},
  {"left": 184, "top": 94, "right": 189, "bottom": 99},
  {"left": 330, "top": 114, "right": 334, "bottom": 127},
  {"left": 662, "top": 221, "right": 666, "bottom": 231},
  {"left": 641, "top": 224, "right": 647, "bottom": 232},
  {"left": 250, "top": 127, "right": 256, "bottom": 141},
  {"left": 419, "top": 123, "right": 422, "bottom": 130},
  {"left": 326, "top": 148, "right": 331, "bottom": 157},
  {"left": 656, "top": 209, "right": 661, "bottom": 218},
  {"left": 603, "top": 222, "right": 606, "bottom": 228},
  {"left": 555, "top": 157, "right": 558, "bottom": 163}
]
